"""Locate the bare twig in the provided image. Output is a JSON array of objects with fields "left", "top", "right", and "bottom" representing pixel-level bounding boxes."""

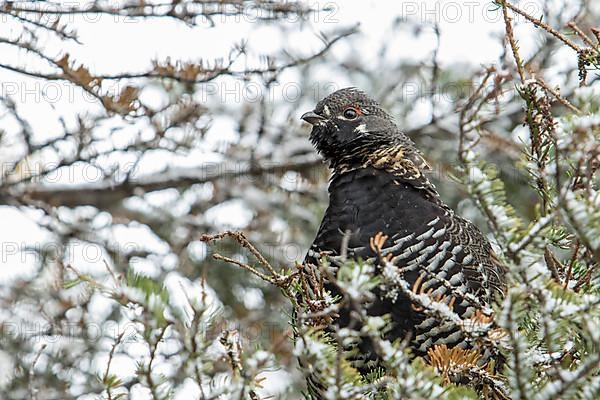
[
  {"left": 200, "top": 230, "right": 296, "bottom": 290},
  {"left": 567, "top": 21, "right": 598, "bottom": 49},
  {"left": 500, "top": 0, "right": 525, "bottom": 83},
  {"left": 28, "top": 344, "right": 47, "bottom": 400},
  {"left": 534, "top": 77, "right": 582, "bottom": 115},
  {"left": 500, "top": 1, "right": 582, "bottom": 52},
  {"left": 102, "top": 331, "right": 126, "bottom": 400}
]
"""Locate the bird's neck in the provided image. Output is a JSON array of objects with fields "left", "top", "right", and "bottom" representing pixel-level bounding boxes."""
[
  {"left": 329, "top": 143, "right": 418, "bottom": 177},
  {"left": 328, "top": 144, "right": 448, "bottom": 209}
]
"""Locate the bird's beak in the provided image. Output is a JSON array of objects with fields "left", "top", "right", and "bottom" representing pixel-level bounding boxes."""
[{"left": 301, "top": 111, "right": 326, "bottom": 125}]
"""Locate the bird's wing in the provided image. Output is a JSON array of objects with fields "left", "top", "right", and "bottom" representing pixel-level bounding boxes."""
[
  {"left": 379, "top": 205, "right": 507, "bottom": 309},
  {"left": 305, "top": 168, "right": 505, "bottom": 306}
]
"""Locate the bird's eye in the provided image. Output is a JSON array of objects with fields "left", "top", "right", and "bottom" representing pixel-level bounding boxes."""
[{"left": 343, "top": 108, "right": 358, "bottom": 119}]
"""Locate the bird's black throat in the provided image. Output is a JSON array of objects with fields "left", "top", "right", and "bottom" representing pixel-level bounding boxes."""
[{"left": 310, "top": 123, "right": 406, "bottom": 175}]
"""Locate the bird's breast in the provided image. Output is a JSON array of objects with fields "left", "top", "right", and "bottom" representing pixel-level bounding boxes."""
[{"left": 313, "top": 168, "right": 440, "bottom": 259}]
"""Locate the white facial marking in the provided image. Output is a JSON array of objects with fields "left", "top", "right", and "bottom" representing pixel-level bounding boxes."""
[
  {"left": 353, "top": 123, "right": 368, "bottom": 133},
  {"left": 322, "top": 105, "right": 331, "bottom": 117}
]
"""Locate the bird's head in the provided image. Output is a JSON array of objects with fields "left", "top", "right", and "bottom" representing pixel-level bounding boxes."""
[{"left": 302, "top": 87, "right": 428, "bottom": 174}]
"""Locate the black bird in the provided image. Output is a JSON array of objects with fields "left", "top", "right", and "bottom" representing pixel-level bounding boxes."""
[{"left": 299, "top": 87, "right": 506, "bottom": 393}]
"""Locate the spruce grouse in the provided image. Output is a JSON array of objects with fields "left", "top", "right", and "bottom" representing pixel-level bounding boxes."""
[{"left": 299, "top": 87, "right": 507, "bottom": 394}]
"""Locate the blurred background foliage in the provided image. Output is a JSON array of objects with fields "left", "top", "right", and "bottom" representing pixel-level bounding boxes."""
[{"left": 0, "top": 0, "right": 599, "bottom": 399}]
